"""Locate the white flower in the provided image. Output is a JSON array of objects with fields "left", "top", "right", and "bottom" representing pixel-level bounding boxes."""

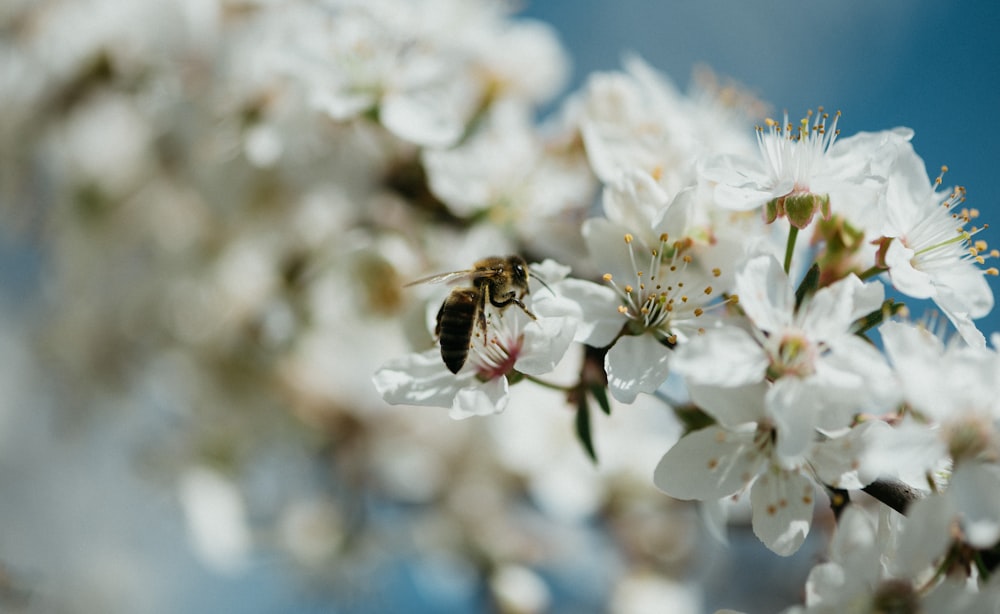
[
  {"left": 879, "top": 321, "right": 1000, "bottom": 546},
  {"left": 373, "top": 290, "right": 575, "bottom": 419},
  {"left": 599, "top": 168, "right": 696, "bottom": 249},
  {"left": 880, "top": 144, "right": 995, "bottom": 347},
  {"left": 421, "top": 101, "right": 595, "bottom": 223},
  {"left": 653, "top": 382, "right": 889, "bottom": 556},
  {"left": 281, "top": 2, "right": 471, "bottom": 147},
  {"left": 786, "top": 504, "right": 928, "bottom": 613},
  {"left": 788, "top": 496, "right": 1000, "bottom": 614},
  {"left": 674, "top": 254, "right": 895, "bottom": 457},
  {"left": 702, "top": 109, "right": 882, "bottom": 226},
  {"left": 575, "top": 54, "right": 755, "bottom": 195},
  {"left": 563, "top": 217, "right": 727, "bottom": 403}
]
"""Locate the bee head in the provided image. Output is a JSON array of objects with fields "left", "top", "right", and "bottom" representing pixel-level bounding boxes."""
[{"left": 508, "top": 255, "right": 530, "bottom": 289}]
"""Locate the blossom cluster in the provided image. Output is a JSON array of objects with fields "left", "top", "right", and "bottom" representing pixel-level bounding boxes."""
[
  {"left": 6, "top": 0, "right": 1000, "bottom": 611},
  {"left": 374, "top": 44, "right": 1000, "bottom": 614}
]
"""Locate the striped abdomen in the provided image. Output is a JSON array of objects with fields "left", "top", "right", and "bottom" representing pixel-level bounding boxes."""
[{"left": 436, "top": 288, "right": 481, "bottom": 374}]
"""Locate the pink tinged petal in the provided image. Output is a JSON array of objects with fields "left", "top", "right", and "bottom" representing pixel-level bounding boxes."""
[
  {"left": 372, "top": 350, "right": 469, "bottom": 407},
  {"left": 515, "top": 317, "right": 576, "bottom": 376},
  {"left": 750, "top": 469, "right": 814, "bottom": 556},
  {"left": 735, "top": 255, "right": 794, "bottom": 333},
  {"left": 885, "top": 240, "right": 934, "bottom": 299},
  {"left": 766, "top": 378, "right": 821, "bottom": 461},
  {"left": 810, "top": 421, "right": 890, "bottom": 490},
  {"left": 672, "top": 326, "right": 769, "bottom": 387},
  {"left": 950, "top": 462, "right": 1000, "bottom": 549},
  {"left": 450, "top": 376, "right": 509, "bottom": 420},
  {"left": 653, "top": 426, "right": 763, "bottom": 500},
  {"left": 687, "top": 381, "right": 768, "bottom": 429},
  {"left": 605, "top": 334, "right": 672, "bottom": 403}
]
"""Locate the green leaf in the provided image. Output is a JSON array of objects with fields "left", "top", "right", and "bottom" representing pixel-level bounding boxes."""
[
  {"left": 574, "top": 394, "right": 598, "bottom": 463},
  {"left": 853, "top": 299, "right": 903, "bottom": 336},
  {"left": 794, "top": 263, "right": 821, "bottom": 310},
  {"left": 673, "top": 404, "right": 716, "bottom": 434},
  {"left": 589, "top": 384, "right": 612, "bottom": 416}
]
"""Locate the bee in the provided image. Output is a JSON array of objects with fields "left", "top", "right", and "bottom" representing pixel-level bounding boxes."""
[{"left": 406, "top": 255, "right": 537, "bottom": 374}]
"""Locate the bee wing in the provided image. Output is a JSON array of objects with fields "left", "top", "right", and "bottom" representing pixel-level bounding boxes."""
[{"left": 404, "top": 268, "right": 476, "bottom": 287}]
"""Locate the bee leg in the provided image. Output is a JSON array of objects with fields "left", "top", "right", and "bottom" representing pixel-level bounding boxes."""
[
  {"left": 490, "top": 292, "right": 537, "bottom": 320},
  {"left": 477, "top": 287, "right": 489, "bottom": 340}
]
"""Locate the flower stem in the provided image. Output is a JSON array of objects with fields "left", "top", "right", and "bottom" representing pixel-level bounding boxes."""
[
  {"left": 521, "top": 373, "right": 573, "bottom": 393},
  {"left": 783, "top": 226, "right": 799, "bottom": 275},
  {"left": 856, "top": 265, "right": 885, "bottom": 281}
]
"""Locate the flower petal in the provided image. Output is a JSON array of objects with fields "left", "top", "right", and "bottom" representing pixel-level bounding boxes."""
[
  {"left": 672, "top": 326, "right": 768, "bottom": 387},
  {"left": 686, "top": 381, "right": 768, "bottom": 429},
  {"left": 950, "top": 462, "right": 1000, "bottom": 549},
  {"left": 810, "top": 421, "right": 889, "bottom": 490},
  {"left": 765, "top": 377, "right": 821, "bottom": 461},
  {"left": 372, "top": 350, "right": 469, "bottom": 407},
  {"left": 515, "top": 316, "right": 576, "bottom": 376},
  {"left": 605, "top": 334, "right": 672, "bottom": 403},
  {"left": 750, "top": 469, "right": 814, "bottom": 556},
  {"left": 890, "top": 494, "right": 955, "bottom": 578},
  {"left": 885, "top": 240, "right": 933, "bottom": 299},
  {"left": 582, "top": 217, "right": 639, "bottom": 284},
  {"left": 602, "top": 168, "right": 669, "bottom": 232},
  {"left": 451, "top": 376, "right": 510, "bottom": 420},
  {"left": 653, "top": 426, "right": 763, "bottom": 500},
  {"left": 735, "top": 255, "right": 793, "bottom": 333},
  {"left": 799, "top": 274, "right": 883, "bottom": 341},
  {"left": 533, "top": 278, "right": 623, "bottom": 346},
  {"left": 699, "top": 153, "right": 773, "bottom": 211}
]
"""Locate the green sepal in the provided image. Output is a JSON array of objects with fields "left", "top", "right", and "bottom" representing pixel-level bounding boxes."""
[
  {"left": 818, "top": 193, "right": 831, "bottom": 220},
  {"left": 589, "top": 383, "right": 612, "bottom": 416},
  {"left": 794, "top": 263, "right": 822, "bottom": 310},
  {"left": 853, "top": 299, "right": 905, "bottom": 336},
  {"left": 574, "top": 393, "right": 598, "bottom": 463},
  {"left": 784, "top": 193, "right": 819, "bottom": 229},
  {"left": 673, "top": 404, "right": 716, "bottom": 435},
  {"left": 764, "top": 198, "right": 781, "bottom": 224}
]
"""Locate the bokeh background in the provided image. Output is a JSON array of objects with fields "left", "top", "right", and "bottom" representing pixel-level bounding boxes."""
[{"left": 1, "top": 1, "right": 998, "bottom": 613}]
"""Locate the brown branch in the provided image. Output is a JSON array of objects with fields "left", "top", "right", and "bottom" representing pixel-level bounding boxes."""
[{"left": 861, "top": 478, "right": 923, "bottom": 515}]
